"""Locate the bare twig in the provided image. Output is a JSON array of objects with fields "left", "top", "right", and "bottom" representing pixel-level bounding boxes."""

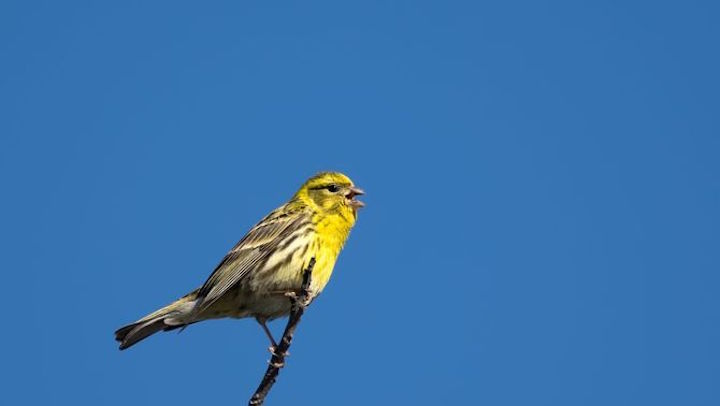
[{"left": 249, "top": 258, "right": 316, "bottom": 405}]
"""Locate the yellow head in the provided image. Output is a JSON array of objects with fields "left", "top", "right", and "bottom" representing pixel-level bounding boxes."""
[{"left": 293, "top": 172, "right": 365, "bottom": 222}]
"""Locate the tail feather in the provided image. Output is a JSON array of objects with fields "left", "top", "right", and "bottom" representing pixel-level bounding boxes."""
[
  {"left": 115, "top": 289, "right": 199, "bottom": 350},
  {"left": 115, "top": 318, "right": 170, "bottom": 350}
]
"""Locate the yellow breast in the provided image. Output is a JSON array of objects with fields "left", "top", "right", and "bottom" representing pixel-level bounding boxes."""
[{"left": 307, "top": 212, "right": 354, "bottom": 293}]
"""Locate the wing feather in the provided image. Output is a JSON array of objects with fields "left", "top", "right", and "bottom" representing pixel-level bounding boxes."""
[{"left": 194, "top": 206, "right": 311, "bottom": 312}]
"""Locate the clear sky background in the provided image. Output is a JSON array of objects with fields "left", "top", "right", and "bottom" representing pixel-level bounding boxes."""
[{"left": 1, "top": 1, "right": 718, "bottom": 405}]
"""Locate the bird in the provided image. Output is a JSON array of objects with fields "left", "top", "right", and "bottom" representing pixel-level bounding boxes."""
[{"left": 115, "top": 171, "right": 364, "bottom": 351}]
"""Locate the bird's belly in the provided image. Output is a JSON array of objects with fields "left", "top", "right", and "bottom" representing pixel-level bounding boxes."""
[
  {"left": 241, "top": 294, "right": 293, "bottom": 320},
  {"left": 247, "top": 238, "right": 339, "bottom": 295},
  {"left": 200, "top": 286, "right": 292, "bottom": 320},
  {"left": 199, "top": 238, "right": 341, "bottom": 320}
]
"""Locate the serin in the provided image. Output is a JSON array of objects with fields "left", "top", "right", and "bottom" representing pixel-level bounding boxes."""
[{"left": 115, "top": 172, "right": 364, "bottom": 350}]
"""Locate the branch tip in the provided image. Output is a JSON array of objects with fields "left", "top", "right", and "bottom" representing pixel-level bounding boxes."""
[{"left": 247, "top": 258, "right": 316, "bottom": 405}]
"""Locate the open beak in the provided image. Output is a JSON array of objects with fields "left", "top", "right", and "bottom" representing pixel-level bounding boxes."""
[{"left": 346, "top": 186, "right": 365, "bottom": 208}]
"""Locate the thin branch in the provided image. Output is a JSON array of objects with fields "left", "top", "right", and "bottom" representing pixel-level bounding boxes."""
[{"left": 249, "top": 257, "right": 316, "bottom": 406}]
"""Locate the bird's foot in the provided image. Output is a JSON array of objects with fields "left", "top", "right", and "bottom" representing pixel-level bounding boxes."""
[{"left": 285, "top": 289, "right": 315, "bottom": 306}]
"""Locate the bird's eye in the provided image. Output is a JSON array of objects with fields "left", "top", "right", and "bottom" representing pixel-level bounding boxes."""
[{"left": 325, "top": 184, "right": 339, "bottom": 193}]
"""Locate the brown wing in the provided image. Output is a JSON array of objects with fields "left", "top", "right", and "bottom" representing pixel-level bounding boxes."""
[{"left": 194, "top": 206, "right": 311, "bottom": 312}]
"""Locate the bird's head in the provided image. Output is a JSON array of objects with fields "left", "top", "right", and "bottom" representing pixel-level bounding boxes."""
[{"left": 294, "top": 172, "right": 365, "bottom": 221}]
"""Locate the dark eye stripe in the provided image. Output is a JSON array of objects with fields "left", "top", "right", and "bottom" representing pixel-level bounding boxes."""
[{"left": 309, "top": 183, "right": 342, "bottom": 192}]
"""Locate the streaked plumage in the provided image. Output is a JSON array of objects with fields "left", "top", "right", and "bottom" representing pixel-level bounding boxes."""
[{"left": 115, "top": 172, "right": 364, "bottom": 350}]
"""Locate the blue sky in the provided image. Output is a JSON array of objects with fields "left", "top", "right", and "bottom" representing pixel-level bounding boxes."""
[{"left": 1, "top": 1, "right": 718, "bottom": 405}]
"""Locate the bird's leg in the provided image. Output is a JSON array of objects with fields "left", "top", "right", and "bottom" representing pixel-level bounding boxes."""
[{"left": 255, "top": 318, "right": 281, "bottom": 356}]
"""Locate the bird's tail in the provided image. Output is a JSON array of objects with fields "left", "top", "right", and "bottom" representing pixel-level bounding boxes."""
[{"left": 115, "top": 289, "right": 199, "bottom": 350}]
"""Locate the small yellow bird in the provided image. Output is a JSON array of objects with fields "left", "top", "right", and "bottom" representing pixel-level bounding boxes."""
[{"left": 115, "top": 172, "right": 364, "bottom": 350}]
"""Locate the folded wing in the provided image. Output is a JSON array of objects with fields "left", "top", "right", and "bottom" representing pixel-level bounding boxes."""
[{"left": 194, "top": 207, "right": 312, "bottom": 313}]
